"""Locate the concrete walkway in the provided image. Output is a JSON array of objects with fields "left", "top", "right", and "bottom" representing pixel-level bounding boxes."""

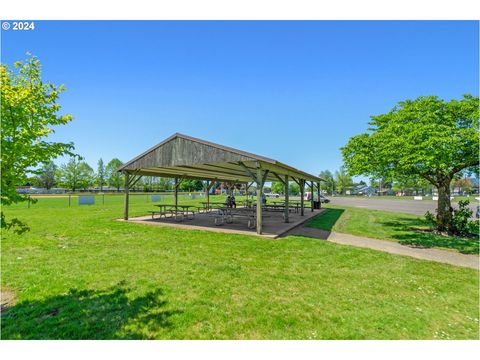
[{"left": 287, "top": 227, "right": 479, "bottom": 270}]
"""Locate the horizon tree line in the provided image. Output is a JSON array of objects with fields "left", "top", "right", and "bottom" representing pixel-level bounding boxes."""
[{"left": 28, "top": 158, "right": 211, "bottom": 193}]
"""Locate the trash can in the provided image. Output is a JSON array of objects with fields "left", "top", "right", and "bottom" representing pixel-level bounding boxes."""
[{"left": 313, "top": 201, "right": 320, "bottom": 209}]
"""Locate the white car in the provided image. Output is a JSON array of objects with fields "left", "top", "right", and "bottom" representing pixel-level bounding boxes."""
[
  {"left": 319, "top": 195, "right": 330, "bottom": 203},
  {"left": 265, "top": 192, "right": 280, "bottom": 198}
]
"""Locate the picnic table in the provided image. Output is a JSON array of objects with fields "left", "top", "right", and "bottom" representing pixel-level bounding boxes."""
[
  {"left": 272, "top": 199, "right": 302, "bottom": 204},
  {"left": 201, "top": 199, "right": 254, "bottom": 211},
  {"left": 200, "top": 201, "right": 226, "bottom": 211},
  {"left": 152, "top": 204, "right": 197, "bottom": 221},
  {"left": 270, "top": 200, "right": 303, "bottom": 213},
  {"left": 215, "top": 207, "right": 256, "bottom": 228}
]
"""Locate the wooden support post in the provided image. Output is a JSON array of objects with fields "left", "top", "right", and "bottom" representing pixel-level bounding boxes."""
[
  {"left": 256, "top": 168, "right": 264, "bottom": 234},
  {"left": 310, "top": 181, "right": 314, "bottom": 212},
  {"left": 317, "top": 182, "right": 321, "bottom": 209},
  {"left": 174, "top": 177, "right": 178, "bottom": 207},
  {"left": 124, "top": 173, "right": 130, "bottom": 220},
  {"left": 284, "top": 175, "right": 289, "bottom": 223},
  {"left": 300, "top": 179, "right": 305, "bottom": 216},
  {"left": 204, "top": 180, "right": 215, "bottom": 210},
  {"left": 205, "top": 180, "right": 210, "bottom": 210}
]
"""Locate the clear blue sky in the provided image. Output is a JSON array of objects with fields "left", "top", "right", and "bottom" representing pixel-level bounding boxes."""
[{"left": 2, "top": 21, "right": 479, "bottom": 180}]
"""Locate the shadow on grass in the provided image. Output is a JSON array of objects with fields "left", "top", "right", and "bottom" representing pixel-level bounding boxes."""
[
  {"left": 283, "top": 208, "right": 345, "bottom": 240},
  {"left": 1, "top": 282, "right": 181, "bottom": 339},
  {"left": 380, "top": 218, "right": 479, "bottom": 255},
  {"left": 306, "top": 208, "right": 345, "bottom": 232}
]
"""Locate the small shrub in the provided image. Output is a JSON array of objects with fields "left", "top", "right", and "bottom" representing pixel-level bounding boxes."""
[
  {"left": 467, "top": 219, "right": 479, "bottom": 237},
  {"left": 425, "top": 200, "right": 477, "bottom": 237},
  {"left": 448, "top": 200, "right": 474, "bottom": 236}
]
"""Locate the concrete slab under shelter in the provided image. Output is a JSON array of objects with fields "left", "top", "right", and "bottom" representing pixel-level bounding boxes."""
[{"left": 121, "top": 208, "right": 325, "bottom": 239}]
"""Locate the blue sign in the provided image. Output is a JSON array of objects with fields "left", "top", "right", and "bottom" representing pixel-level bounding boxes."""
[
  {"left": 78, "top": 195, "right": 95, "bottom": 205},
  {"left": 151, "top": 195, "right": 161, "bottom": 202}
]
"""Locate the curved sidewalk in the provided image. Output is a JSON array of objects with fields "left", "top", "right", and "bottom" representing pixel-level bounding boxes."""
[{"left": 288, "top": 227, "right": 479, "bottom": 270}]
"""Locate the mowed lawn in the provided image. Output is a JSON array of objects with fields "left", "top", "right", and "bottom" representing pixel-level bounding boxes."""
[
  {"left": 307, "top": 205, "right": 479, "bottom": 254},
  {"left": 1, "top": 196, "right": 479, "bottom": 339}
]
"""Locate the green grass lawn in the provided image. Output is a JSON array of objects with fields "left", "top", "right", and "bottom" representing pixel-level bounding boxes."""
[
  {"left": 307, "top": 205, "right": 479, "bottom": 254},
  {"left": 1, "top": 196, "right": 479, "bottom": 339}
]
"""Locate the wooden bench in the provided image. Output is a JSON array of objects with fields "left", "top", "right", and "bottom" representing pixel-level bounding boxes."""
[{"left": 148, "top": 210, "right": 163, "bottom": 219}]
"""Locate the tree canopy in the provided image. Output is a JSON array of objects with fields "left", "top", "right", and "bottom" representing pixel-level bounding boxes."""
[
  {"left": 106, "top": 158, "right": 124, "bottom": 191},
  {"left": 334, "top": 166, "right": 353, "bottom": 195},
  {"left": 342, "top": 94, "right": 479, "bottom": 230},
  {"left": 97, "top": 158, "right": 106, "bottom": 191},
  {"left": 288, "top": 183, "right": 300, "bottom": 195},
  {"left": 57, "top": 158, "right": 94, "bottom": 191},
  {"left": 319, "top": 170, "right": 335, "bottom": 194},
  {"left": 36, "top": 161, "right": 58, "bottom": 190},
  {"left": 271, "top": 181, "right": 284, "bottom": 194},
  {"left": 1, "top": 55, "right": 75, "bottom": 233},
  {"left": 179, "top": 179, "right": 204, "bottom": 192}
]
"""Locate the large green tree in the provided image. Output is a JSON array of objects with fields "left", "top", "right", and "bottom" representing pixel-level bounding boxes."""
[
  {"left": 106, "top": 158, "right": 124, "bottom": 191},
  {"left": 334, "top": 166, "right": 353, "bottom": 195},
  {"left": 97, "top": 158, "right": 106, "bottom": 191},
  {"left": 319, "top": 170, "right": 335, "bottom": 195},
  {"left": 179, "top": 179, "right": 204, "bottom": 192},
  {"left": 271, "top": 181, "right": 284, "bottom": 194},
  {"left": 160, "top": 178, "right": 173, "bottom": 191},
  {"left": 288, "top": 183, "right": 300, "bottom": 196},
  {"left": 57, "top": 158, "right": 94, "bottom": 191},
  {"left": 36, "top": 161, "right": 58, "bottom": 190},
  {"left": 1, "top": 55, "right": 74, "bottom": 232},
  {"left": 342, "top": 95, "right": 479, "bottom": 230}
]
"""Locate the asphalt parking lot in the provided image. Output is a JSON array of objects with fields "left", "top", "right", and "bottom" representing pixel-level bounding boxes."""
[{"left": 329, "top": 197, "right": 479, "bottom": 216}]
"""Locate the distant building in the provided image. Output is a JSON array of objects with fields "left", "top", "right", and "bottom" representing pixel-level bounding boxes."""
[{"left": 351, "top": 184, "right": 375, "bottom": 196}]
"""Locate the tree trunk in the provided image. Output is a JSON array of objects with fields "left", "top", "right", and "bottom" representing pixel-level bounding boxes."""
[{"left": 436, "top": 182, "right": 452, "bottom": 231}]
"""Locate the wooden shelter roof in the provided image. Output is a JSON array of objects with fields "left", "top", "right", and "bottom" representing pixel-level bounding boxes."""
[{"left": 118, "top": 133, "right": 323, "bottom": 183}]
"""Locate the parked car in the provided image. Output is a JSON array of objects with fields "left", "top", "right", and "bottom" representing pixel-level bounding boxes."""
[
  {"left": 319, "top": 195, "right": 330, "bottom": 203},
  {"left": 265, "top": 192, "right": 280, "bottom": 198}
]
